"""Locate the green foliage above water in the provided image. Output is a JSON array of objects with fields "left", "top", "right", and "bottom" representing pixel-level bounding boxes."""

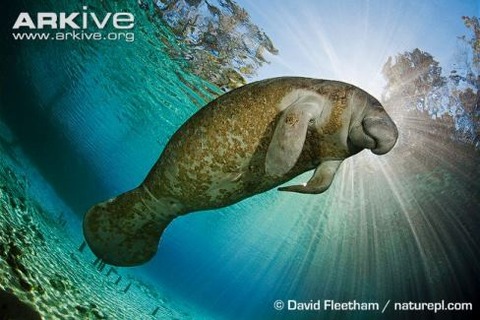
[
  {"left": 141, "top": 0, "right": 278, "bottom": 90},
  {"left": 382, "top": 16, "right": 480, "bottom": 150}
]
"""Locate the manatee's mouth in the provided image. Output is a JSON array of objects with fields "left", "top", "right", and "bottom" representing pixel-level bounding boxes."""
[
  {"left": 347, "top": 124, "right": 376, "bottom": 154},
  {"left": 362, "top": 117, "right": 398, "bottom": 155},
  {"left": 347, "top": 136, "right": 369, "bottom": 155},
  {"left": 348, "top": 115, "right": 398, "bottom": 155}
]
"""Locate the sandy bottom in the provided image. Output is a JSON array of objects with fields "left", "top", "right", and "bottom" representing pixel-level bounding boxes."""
[{"left": 0, "top": 154, "right": 201, "bottom": 319}]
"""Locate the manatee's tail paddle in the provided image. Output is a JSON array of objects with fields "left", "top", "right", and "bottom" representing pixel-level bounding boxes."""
[{"left": 83, "top": 187, "right": 171, "bottom": 266}]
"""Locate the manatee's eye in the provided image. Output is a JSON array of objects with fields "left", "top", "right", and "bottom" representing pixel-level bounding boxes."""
[{"left": 308, "top": 118, "right": 315, "bottom": 126}]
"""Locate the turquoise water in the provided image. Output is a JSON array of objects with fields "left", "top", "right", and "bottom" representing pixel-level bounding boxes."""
[{"left": 1, "top": 1, "right": 479, "bottom": 320}]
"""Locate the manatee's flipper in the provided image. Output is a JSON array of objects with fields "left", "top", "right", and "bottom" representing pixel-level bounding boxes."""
[
  {"left": 278, "top": 160, "right": 342, "bottom": 194},
  {"left": 83, "top": 187, "right": 171, "bottom": 266},
  {"left": 265, "top": 92, "right": 330, "bottom": 177}
]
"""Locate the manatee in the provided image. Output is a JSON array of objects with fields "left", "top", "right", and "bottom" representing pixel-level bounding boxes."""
[{"left": 83, "top": 77, "right": 398, "bottom": 266}]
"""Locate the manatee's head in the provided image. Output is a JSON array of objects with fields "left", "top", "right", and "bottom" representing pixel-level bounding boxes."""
[{"left": 348, "top": 92, "right": 398, "bottom": 155}]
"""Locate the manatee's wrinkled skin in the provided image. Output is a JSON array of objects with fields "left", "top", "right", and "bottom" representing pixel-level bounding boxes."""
[{"left": 83, "top": 77, "right": 398, "bottom": 266}]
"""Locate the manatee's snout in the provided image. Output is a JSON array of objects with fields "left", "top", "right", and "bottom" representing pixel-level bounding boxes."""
[
  {"left": 363, "top": 114, "right": 398, "bottom": 155},
  {"left": 349, "top": 105, "right": 398, "bottom": 155}
]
